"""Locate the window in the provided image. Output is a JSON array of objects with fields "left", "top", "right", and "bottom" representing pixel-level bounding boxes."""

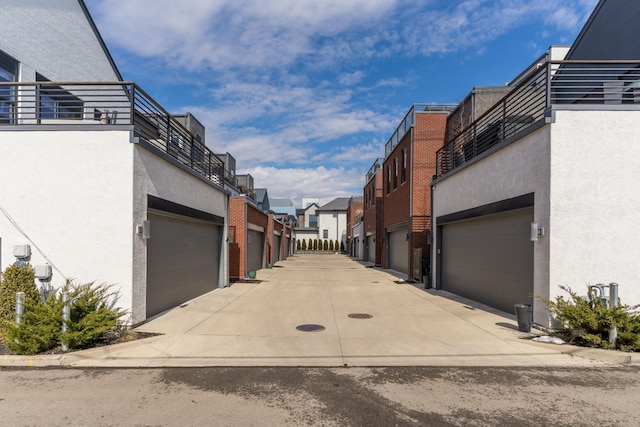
[
  {"left": 36, "top": 74, "right": 83, "bottom": 120},
  {"left": 0, "top": 50, "right": 17, "bottom": 123},
  {"left": 393, "top": 158, "right": 398, "bottom": 189},
  {"left": 323, "top": 229, "right": 329, "bottom": 239},
  {"left": 401, "top": 148, "right": 407, "bottom": 183},
  {"left": 386, "top": 165, "right": 391, "bottom": 194}
]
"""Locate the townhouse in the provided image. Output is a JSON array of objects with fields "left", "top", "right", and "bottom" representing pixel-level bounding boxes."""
[
  {"left": 0, "top": 0, "right": 235, "bottom": 323},
  {"left": 431, "top": 0, "right": 640, "bottom": 325}
]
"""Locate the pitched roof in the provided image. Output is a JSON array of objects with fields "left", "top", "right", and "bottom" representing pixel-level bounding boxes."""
[
  {"left": 565, "top": 0, "right": 640, "bottom": 60},
  {"left": 317, "top": 197, "right": 351, "bottom": 212}
]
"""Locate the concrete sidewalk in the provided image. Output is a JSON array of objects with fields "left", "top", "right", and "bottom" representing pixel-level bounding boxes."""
[{"left": 2, "top": 254, "right": 638, "bottom": 368}]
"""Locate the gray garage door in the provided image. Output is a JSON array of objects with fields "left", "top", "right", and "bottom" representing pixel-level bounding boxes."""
[
  {"left": 247, "top": 229, "right": 264, "bottom": 273},
  {"left": 441, "top": 208, "right": 533, "bottom": 313},
  {"left": 387, "top": 228, "right": 408, "bottom": 274},
  {"left": 273, "top": 234, "right": 281, "bottom": 262},
  {"left": 367, "top": 235, "right": 376, "bottom": 263},
  {"left": 146, "top": 212, "right": 220, "bottom": 318}
]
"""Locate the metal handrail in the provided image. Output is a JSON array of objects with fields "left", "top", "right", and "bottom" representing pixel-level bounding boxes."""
[
  {"left": 435, "top": 60, "right": 640, "bottom": 178},
  {"left": 384, "top": 104, "right": 457, "bottom": 158},
  {"left": 0, "top": 81, "right": 235, "bottom": 188}
]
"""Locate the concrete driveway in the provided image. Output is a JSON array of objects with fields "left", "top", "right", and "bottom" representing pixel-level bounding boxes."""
[{"left": 3, "top": 254, "right": 637, "bottom": 367}]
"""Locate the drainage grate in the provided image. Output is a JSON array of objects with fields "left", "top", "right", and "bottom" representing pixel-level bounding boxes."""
[
  {"left": 348, "top": 313, "right": 373, "bottom": 319},
  {"left": 296, "top": 324, "right": 326, "bottom": 332}
]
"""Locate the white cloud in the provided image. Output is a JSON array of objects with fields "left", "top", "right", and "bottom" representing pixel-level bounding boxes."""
[
  {"left": 87, "top": 0, "right": 596, "bottom": 73},
  {"left": 242, "top": 165, "right": 364, "bottom": 207}
]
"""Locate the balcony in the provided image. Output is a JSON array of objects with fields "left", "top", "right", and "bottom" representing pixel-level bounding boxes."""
[
  {"left": 0, "top": 81, "right": 236, "bottom": 188},
  {"left": 435, "top": 60, "right": 640, "bottom": 178},
  {"left": 384, "top": 104, "right": 457, "bottom": 158}
]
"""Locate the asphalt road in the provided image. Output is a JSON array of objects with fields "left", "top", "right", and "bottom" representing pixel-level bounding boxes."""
[{"left": 1, "top": 366, "right": 639, "bottom": 426}]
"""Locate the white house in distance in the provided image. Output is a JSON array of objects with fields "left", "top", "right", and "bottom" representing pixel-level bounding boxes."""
[
  {"left": 431, "top": 0, "right": 640, "bottom": 326},
  {"left": 317, "top": 197, "right": 350, "bottom": 249},
  {"left": 0, "top": 0, "right": 233, "bottom": 324}
]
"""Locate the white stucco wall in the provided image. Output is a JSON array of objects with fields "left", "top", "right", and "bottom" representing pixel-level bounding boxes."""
[
  {"left": 432, "top": 125, "right": 552, "bottom": 323},
  {"left": 0, "top": 130, "right": 134, "bottom": 314},
  {"left": 548, "top": 110, "right": 640, "bottom": 308},
  {"left": 318, "top": 211, "right": 347, "bottom": 247},
  {"left": 132, "top": 145, "right": 229, "bottom": 323}
]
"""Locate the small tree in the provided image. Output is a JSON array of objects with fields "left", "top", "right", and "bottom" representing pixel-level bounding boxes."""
[
  {"left": 313, "top": 239, "right": 318, "bottom": 251},
  {"left": 335, "top": 240, "right": 340, "bottom": 252},
  {"left": 329, "top": 240, "right": 334, "bottom": 251},
  {"left": 301, "top": 239, "right": 307, "bottom": 250},
  {"left": 0, "top": 262, "right": 41, "bottom": 326},
  {"left": 308, "top": 239, "right": 313, "bottom": 250},
  {"left": 296, "top": 240, "right": 301, "bottom": 251},
  {"left": 323, "top": 240, "right": 329, "bottom": 251}
]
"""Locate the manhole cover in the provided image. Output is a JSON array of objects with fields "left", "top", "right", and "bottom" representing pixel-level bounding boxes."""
[
  {"left": 348, "top": 313, "right": 373, "bottom": 319},
  {"left": 296, "top": 324, "right": 326, "bottom": 332}
]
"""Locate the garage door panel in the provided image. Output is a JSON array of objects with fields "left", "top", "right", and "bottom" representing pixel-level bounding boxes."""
[
  {"left": 367, "top": 236, "right": 375, "bottom": 263},
  {"left": 442, "top": 209, "right": 533, "bottom": 314},
  {"left": 147, "top": 213, "right": 220, "bottom": 318},
  {"left": 388, "top": 229, "right": 408, "bottom": 274},
  {"left": 247, "top": 229, "right": 263, "bottom": 272}
]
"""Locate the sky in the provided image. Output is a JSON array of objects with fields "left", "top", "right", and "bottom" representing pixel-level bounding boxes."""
[{"left": 84, "top": 0, "right": 598, "bottom": 207}]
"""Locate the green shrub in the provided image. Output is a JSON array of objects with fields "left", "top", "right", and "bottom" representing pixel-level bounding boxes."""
[
  {"left": 323, "top": 240, "right": 328, "bottom": 251},
  {"left": 3, "top": 280, "right": 126, "bottom": 355},
  {"left": 301, "top": 239, "right": 306, "bottom": 250},
  {"left": 313, "top": 239, "right": 318, "bottom": 251},
  {"left": 3, "top": 294, "right": 62, "bottom": 355},
  {"left": 0, "top": 263, "right": 41, "bottom": 326},
  {"left": 539, "top": 285, "right": 640, "bottom": 351},
  {"left": 329, "top": 240, "right": 334, "bottom": 251},
  {"left": 335, "top": 240, "right": 340, "bottom": 252}
]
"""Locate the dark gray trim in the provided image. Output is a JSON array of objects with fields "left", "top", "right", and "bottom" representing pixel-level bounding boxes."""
[
  {"left": 436, "top": 193, "right": 534, "bottom": 225},
  {"left": 78, "top": 0, "right": 124, "bottom": 81},
  {"left": 148, "top": 195, "right": 224, "bottom": 225}
]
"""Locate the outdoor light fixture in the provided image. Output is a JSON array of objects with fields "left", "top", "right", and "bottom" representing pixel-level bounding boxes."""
[
  {"left": 530, "top": 222, "right": 545, "bottom": 241},
  {"left": 136, "top": 221, "right": 151, "bottom": 239}
]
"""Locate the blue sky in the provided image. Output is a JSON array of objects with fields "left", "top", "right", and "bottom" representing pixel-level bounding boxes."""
[{"left": 85, "top": 0, "right": 597, "bottom": 207}]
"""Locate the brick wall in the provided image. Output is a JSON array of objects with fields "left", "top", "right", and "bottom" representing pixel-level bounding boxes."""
[
  {"left": 229, "top": 197, "right": 247, "bottom": 279},
  {"left": 381, "top": 111, "right": 448, "bottom": 274}
]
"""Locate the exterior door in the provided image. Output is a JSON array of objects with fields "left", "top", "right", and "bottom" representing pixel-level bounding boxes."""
[
  {"left": 441, "top": 208, "right": 533, "bottom": 313},
  {"left": 247, "top": 229, "right": 264, "bottom": 273},
  {"left": 387, "top": 228, "right": 408, "bottom": 274},
  {"left": 146, "top": 211, "right": 220, "bottom": 318}
]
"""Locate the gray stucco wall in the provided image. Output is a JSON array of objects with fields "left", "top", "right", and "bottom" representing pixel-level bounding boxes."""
[{"left": 0, "top": 0, "right": 120, "bottom": 82}]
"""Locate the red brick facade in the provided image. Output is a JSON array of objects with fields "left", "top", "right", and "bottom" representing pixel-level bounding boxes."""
[
  {"left": 381, "top": 112, "right": 448, "bottom": 277},
  {"left": 363, "top": 169, "right": 383, "bottom": 265},
  {"left": 229, "top": 197, "right": 271, "bottom": 279}
]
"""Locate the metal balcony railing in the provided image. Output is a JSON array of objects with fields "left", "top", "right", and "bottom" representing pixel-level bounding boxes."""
[
  {"left": 384, "top": 104, "right": 457, "bottom": 158},
  {"left": 0, "top": 81, "right": 236, "bottom": 188},
  {"left": 366, "top": 158, "right": 383, "bottom": 183},
  {"left": 435, "top": 60, "right": 640, "bottom": 178}
]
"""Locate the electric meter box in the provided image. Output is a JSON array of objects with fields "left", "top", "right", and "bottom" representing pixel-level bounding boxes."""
[
  {"left": 34, "top": 264, "right": 53, "bottom": 280},
  {"left": 13, "top": 244, "right": 31, "bottom": 258}
]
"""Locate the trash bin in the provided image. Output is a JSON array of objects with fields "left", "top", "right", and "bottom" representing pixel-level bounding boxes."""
[{"left": 514, "top": 304, "right": 532, "bottom": 332}]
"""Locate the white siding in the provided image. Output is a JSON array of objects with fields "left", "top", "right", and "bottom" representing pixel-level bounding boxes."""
[
  {"left": 0, "top": 130, "right": 134, "bottom": 316},
  {"left": 548, "top": 110, "right": 640, "bottom": 310},
  {"left": 0, "top": 0, "right": 120, "bottom": 82}
]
